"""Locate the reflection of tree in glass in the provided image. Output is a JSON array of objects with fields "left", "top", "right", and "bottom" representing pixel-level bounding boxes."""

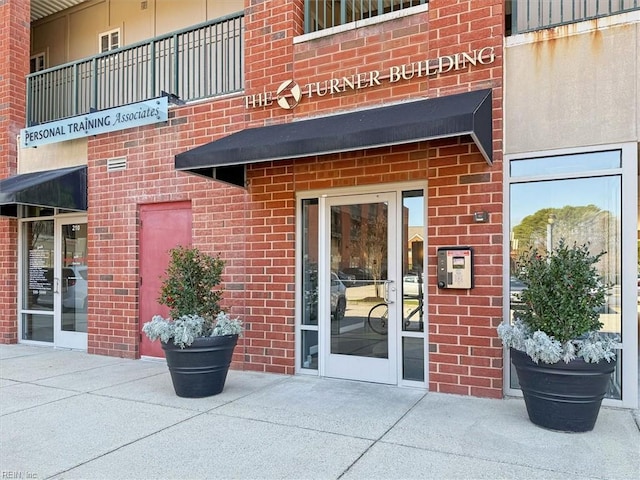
[
  {"left": 30, "top": 220, "right": 54, "bottom": 248},
  {"left": 350, "top": 204, "right": 388, "bottom": 298},
  {"left": 511, "top": 204, "right": 618, "bottom": 282}
]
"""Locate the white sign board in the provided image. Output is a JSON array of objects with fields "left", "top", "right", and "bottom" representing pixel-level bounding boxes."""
[{"left": 21, "top": 97, "right": 169, "bottom": 148}]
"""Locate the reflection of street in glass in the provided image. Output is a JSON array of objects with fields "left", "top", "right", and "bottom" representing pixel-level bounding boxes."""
[
  {"left": 62, "top": 310, "right": 87, "bottom": 333},
  {"left": 332, "top": 283, "right": 388, "bottom": 358}
]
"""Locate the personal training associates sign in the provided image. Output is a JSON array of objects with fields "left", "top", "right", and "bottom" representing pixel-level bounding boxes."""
[{"left": 20, "top": 97, "right": 168, "bottom": 148}]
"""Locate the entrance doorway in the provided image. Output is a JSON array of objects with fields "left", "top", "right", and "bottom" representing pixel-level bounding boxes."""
[
  {"left": 139, "top": 202, "right": 192, "bottom": 357},
  {"left": 324, "top": 193, "right": 398, "bottom": 383},
  {"left": 299, "top": 186, "right": 426, "bottom": 386},
  {"left": 21, "top": 215, "right": 88, "bottom": 350}
]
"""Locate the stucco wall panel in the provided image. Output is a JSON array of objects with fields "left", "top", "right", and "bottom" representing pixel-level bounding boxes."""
[
  {"left": 18, "top": 139, "right": 88, "bottom": 174},
  {"left": 505, "top": 22, "right": 639, "bottom": 154}
]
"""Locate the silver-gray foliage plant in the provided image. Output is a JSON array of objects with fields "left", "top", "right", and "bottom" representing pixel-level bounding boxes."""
[
  {"left": 143, "top": 312, "right": 242, "bottom": 349},
  {"left": 498, "top": 319, "right": 620, "bottom": 364}
]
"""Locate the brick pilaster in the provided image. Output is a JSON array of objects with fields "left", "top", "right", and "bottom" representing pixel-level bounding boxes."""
[{"left": 0, "top": 0, "right": 30, "bottom": 343}]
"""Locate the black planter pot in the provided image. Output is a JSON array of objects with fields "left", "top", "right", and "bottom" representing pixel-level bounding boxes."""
[
  {"left": 510, "top": 348, "right": 615, "bottom": 432},
  {"left": 162, "top": 334, "right": 239, "bottom": 398}
]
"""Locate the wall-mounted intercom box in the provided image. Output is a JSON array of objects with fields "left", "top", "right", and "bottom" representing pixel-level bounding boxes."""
[{"left": 437, "top": 246, "right": 474, "bottom": 289}]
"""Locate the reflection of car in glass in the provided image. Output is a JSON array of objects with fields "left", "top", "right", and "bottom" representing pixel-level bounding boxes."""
[
  {"left": 63, "top": 266, "right": 88, "bottom": 311},
  {"left": 510, "top": 276, "right": 526, "bottom": 304},
  {"left": 342, "top": 267, "right": 373, "bottom": 284},
  {"left": 331, "top": 272, "right": 347, "bottom": 321},
  {"left": 403, "top": 274, "right": 423, "bottom": 297},
  {"left": 35, "top": 266, "right": 88, "bottom": 311},
  {"left": 336, "top": 270, "right": 356, "bottom": 287}
]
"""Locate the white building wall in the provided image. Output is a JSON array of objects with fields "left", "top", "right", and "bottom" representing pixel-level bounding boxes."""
[{"left": 505, "top": 12, "right": 640, "bottom": 155}]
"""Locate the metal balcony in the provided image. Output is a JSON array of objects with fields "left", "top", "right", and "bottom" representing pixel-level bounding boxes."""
[
  {"left": 304, "top": 0, "right": 428, "bottom": 34},
  {"left": 509, "top": 0, "right": 640, "bottom": 35},
  {"left": 27, "top": 12, "right": 244, "bottom": 127}
]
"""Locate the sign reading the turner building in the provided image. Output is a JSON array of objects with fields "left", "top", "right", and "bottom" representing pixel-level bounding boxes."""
[
  {"left": 245, "top": 47, "right": 496, "bottom": 110},
  {"left": 20, "top": 97, "right": 169, "bottom": 148}
]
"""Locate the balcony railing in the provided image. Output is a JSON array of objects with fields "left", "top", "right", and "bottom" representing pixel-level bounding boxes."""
[
  {"left": 509, "top": 0, "right": 640, "bottom": 35},
  {"left": 304, "top": 0, "right": 428, "bottom": 34},
  {"left": 27, "top": 12, "right": 244, "bottom": 127}
]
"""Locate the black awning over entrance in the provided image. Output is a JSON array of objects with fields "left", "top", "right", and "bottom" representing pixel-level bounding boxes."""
[
  {"left": 175, "top": 89, "right": 493, "bottom": 187},
  {"left": 0, "top": 165, "right": 87, "bottom": 217}
]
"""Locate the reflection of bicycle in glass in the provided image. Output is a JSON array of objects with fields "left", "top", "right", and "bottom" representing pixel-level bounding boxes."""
[{"left": 367, "top": 295, "right": 424, "bottom": 335}]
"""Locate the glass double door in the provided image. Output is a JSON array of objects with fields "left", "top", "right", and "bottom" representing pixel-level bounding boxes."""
[{"left": 22, "top": 216, "right": 88, "bottom": 350}]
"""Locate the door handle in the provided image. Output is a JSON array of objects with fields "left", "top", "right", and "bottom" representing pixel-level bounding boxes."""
[
  {"left": 383, "top": 280, "right": 395, "bottom": 303},
  {"left": 54, "top": 277, "right": 60, "bottom": 294}
]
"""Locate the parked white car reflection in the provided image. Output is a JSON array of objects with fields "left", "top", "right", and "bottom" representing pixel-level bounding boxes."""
[
  {"left": 403, "top": 274, "right": 423, "bottom": 297},
  {"left": 35, "top": 266, "right": 88, "bottom": 311},
  {"left": 331, "top": 272, "right": 347, "bottom": 321}
]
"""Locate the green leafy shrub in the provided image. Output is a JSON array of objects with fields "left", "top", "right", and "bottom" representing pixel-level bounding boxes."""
[
  {"left": 498, "top": 239, "right": 620, "bottom": 363},
  {"left": 159, "top": 246, "right": 225, "bottom": 321},
  {"left": 142, "top": 246, "right": 243, "bottom": 348},
  {"left": 516, "top": 239, "right": 605, "bottom": 343}
]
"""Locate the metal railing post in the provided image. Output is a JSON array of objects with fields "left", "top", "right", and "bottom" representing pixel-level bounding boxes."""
[
  {"left": 150, "top": 40, "right": 156, "bottom": 99},
  {"left": 91, "top": 58, "right": 98, "bottom": 113},
  {"left": 72, "top": 63, "right": 78, "bottom": 117},
  {"left": 173, "top": 33, "right": 179, "bottom": 98}
]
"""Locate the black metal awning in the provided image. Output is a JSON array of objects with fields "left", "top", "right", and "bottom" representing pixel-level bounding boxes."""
[
  {"left": 0, "top": 165, "right": 87, "bottom": 217},
  {"left": 175, "top": 89, "right": 493, "bottom": 187}
]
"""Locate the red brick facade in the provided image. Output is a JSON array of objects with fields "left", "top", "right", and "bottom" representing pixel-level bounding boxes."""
[
  {"left": 0, "top": 0, "right": 30, "bottom": 344},
  {"left": 2, "top": 1, "right": 504, "bottom": 397}
]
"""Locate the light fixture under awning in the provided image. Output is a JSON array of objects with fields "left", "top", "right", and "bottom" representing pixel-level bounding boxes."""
[
  {"left": 0, "top": 165, "right": 87, "bottom": 217},
  {"left": 175, "top": 89, "right": 493, "bottom": 188}
]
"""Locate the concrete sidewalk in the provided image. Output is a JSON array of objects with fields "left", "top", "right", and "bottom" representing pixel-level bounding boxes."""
[{"left": 1, "top": 344, "right": 638, "bottom": 480}]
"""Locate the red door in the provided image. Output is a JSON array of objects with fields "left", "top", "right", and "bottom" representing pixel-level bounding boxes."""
[{"left": 139, "top": 202, "right": 192, "bottom": 357}]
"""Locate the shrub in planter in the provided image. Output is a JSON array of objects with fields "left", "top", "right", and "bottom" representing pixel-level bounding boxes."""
[
  {"left": 498, "top": 239, "right": 621, "bottom": 432},
  {"left": 142, "top": 246, "right": 243, "bottom": 397}
]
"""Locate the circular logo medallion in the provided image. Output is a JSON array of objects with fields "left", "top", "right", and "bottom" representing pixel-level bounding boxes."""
[{"left": 276, "top": 80, "right": 302, "bottom": 110}]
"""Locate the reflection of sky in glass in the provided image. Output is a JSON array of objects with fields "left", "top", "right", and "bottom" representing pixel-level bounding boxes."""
[
  {"left": 510, "top": 150, "right": 620, "bottom": 177},
  {"left": 404, "top": 196, "right": 424, "bottom": 226},
  {"left": 511, "top": 176, "right": 621, "bottom": 226}
]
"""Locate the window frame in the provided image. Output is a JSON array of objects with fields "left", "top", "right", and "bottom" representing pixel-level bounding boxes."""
[
  {"left": 503, "top": 142, "right": 638, "bottom": 409},
  {"left": 30, "top": 52, "right": 46, "bottom": 73},
  {"left": 295, "top": 181, "right": 428, "bottom": 388},
  {"left": 99, "top": 28, "right": 121, "bottom": 53}
]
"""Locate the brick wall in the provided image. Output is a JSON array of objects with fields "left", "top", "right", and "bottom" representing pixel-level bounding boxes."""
[
  {"left": 87, "top": 99, "right": 247, "bottom": 358},
  {"left": 243, "top": 0, "right": 505, "bottom": 395},
  {"left": 0, "top": 0, "right": 30, "bottom": 343},
  {"left": 87, "top": 0, "right": 504, "bottom": 396}
]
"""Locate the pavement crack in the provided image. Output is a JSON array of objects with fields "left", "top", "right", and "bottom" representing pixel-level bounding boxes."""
[{"left": 336, "top": 391, "right": 428, "bottom": 479}]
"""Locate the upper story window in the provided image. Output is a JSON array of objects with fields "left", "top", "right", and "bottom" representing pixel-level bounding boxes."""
[
  {"left": 99, "top": 29, "right": 120, "bottom": 53},
  {"left": 30, "top": 53, "right": 46, "bottom": 73},
  {"left": 304, "top": 0, "right": 428, "bottom": 34}
]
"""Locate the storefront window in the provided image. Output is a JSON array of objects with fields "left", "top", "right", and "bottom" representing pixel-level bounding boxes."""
[
  {"left": 21, "top": 220, "right": 54, "bottom": 341},
  {"left": 301, "top": 199, "right": 319, "bottom": 327},
  {"left": 301, "top": 198, "right": 319, "bottom": 370},
  {"left": 509, "top": 151, "right": 622, "bottom": 399},
  {"left": 401, "top": 189, "right": 425, "bottom": 381},
  {"left": 301, "top": 330, "right": 318, "bottom": 369},
  {"left": 402, "top": 190, "right": 424, "bottom": 333}
]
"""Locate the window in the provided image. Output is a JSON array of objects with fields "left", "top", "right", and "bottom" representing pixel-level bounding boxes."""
[
  {"left": 507, "top": 149, "right": 626, "bottom": 400},
  {"left": 99, "top": 29, "right": 120, "bottom": 53},
  {"left": 304, "top": 0, "right": 428, "bottom": 34},
  {"left": 30, "top": 53, "right": 46, "bottom": 73}
]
